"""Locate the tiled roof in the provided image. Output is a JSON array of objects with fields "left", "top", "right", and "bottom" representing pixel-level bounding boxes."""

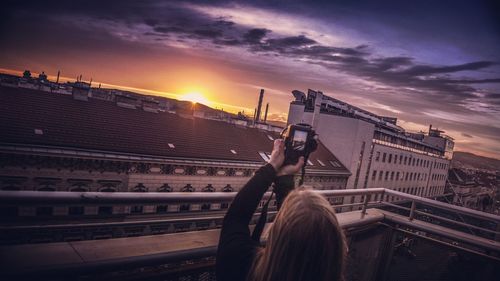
[{"left": 0, "top": 86, "right": 349, "bottom": 174}]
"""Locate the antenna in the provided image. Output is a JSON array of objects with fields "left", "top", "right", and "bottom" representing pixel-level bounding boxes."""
[
  {"left": 256, "top": 89, "right": 264, "bottom": 122},
  {"left": 264, "top": 103, "right": 269, "bottom": 123}
]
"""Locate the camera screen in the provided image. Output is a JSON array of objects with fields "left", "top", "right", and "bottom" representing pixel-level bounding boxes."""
[{"left": 292, "top": 130, "right": 307, "bottom": 151}]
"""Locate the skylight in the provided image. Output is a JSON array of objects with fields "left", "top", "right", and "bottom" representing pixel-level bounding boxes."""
[
  {"left": 34, "top": 129, "right": 43, "bottom": 135},
  {"left": 230, "top": 149, "right": 237, "bottom": 154},
  {"left": 329, "top": 160, "right": 342, "bottom": 168},
  {"left": 258, "top": 152, "right": 270, "bottom": 161},
  {"left": 317, "top": 159, "right": 326, "bottom": 166},
  {"left": 168, "top": 143, "right": 175, "bottom": 148}
]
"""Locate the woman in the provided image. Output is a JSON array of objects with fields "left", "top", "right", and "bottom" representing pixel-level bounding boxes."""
[{"left": 216, "top": 139, "right": 347, "bottom": 281}]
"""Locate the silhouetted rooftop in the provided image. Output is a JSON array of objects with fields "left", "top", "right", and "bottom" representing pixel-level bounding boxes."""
[{"left": 0, "top": 86, "right": 348, "bottom": 173}]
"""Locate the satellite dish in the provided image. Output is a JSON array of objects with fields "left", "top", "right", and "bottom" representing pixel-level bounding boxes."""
[{"left": 292, "top": 90, "right": 306, "bottom": 102}]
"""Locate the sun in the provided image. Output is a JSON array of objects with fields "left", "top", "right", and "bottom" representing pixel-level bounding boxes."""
[{"left": 180, "top": 92, "right": 211, "bottom": 105}]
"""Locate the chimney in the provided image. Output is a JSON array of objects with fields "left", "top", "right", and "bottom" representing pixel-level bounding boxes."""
[
  {"left": 256, "top": 89, "right": 264, "bottom": 122},
  {"left": 56, "top": 71, "right": 60, "bottom": 84},
  {"left": 264, "top": 103, "right": 269, "bottom": 123},
  {"left": 253, "top": 108, "right": 257, "bottom": 122},
  {"left": 72, "top": 81, "right": 90, "bottom": 101}
]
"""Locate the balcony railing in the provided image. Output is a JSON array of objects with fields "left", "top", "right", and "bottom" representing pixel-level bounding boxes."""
[{"left": 1, "top": 188, "right": 499, "bottom": 280}]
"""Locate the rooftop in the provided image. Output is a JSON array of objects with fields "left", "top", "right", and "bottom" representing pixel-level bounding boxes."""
[{"left": 0, "top": 86, "right": 348, "bottom": 173}]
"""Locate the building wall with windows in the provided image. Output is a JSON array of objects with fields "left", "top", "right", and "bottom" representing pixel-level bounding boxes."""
[
  {"left": 367, "top": 144, "right": 450, "bottom": 200},
  {"left": 287, "top": 89, "right": 452, "bottom": 203},
  {"left": 0, "top": 151, "right": 349, "bottom": 217}
]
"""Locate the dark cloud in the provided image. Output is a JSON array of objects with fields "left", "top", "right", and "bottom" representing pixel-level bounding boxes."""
[
  {"left": 243, "top": 28, "right": 270, "bottom": 44},
  {"left": 400, "top": 61, "right": 497, "bottom": 76},
  {"left": 2, "top": 0, "right": 500, "bottom": 157},
  {"left": 266, "top": 35, "right": 316, "bottom": 48}
]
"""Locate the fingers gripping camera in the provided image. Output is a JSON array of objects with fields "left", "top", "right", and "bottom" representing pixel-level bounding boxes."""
[{"left": 280, "top": 123, "right": 318, "bottom": 166}]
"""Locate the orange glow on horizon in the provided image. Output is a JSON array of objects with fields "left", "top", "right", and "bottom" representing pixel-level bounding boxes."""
[{"left": 180, "top": 92, "right": 211, "bottom": 105}]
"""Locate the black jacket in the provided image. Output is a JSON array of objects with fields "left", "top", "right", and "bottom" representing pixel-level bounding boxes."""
[{"left": 216, "top": 164, "right": 294, "bottom": 281}]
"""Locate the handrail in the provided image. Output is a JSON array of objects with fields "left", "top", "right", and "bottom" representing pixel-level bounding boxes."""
[
  {"left": 0, "top": 188, "right": 386, "bottom": 205},
  {"left": 384, "top": 189, "right": 500, "bottom": 222}
]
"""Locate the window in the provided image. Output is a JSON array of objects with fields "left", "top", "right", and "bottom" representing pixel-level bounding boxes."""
[
  {"left": 158, "top": 184, "right": 172, "bottom": 192},
  {"left": 412, "top": 158, "right": 416, "bottom": 166},
  {"left": 382, "top": 153, "right": 387, "bottom": 163},
  {"left": 390, "top": 171, "right": 394, "bottom": 181},
  {"left": 180, "top": 204, "right": 190, "bottom": 212},
  {"left": 372, "top": 170, "right": 377, "bottom": 181},
  {"left": 399, "top": 155, "right": 403, "bottom": 164},
  {"left": 223, "top": 184, "right": 234, "bottom": 192},
  {"left": 131, "top": 205, "right": 143, "bottom": 214},
  {"left": 375, "top": 151, "right": 380, "bottom": 161},
  {"left": 182, "top": 184, "right": 195, "bottom": 192},
  {"left": 404, "top": 156, "right": 407, "bottom": 165},
  {"left": 385, "top": 171, "right": 389, "bottom": 181},
  {"left": 203, "top": 184, "right": 215, "bottom": 192},
  {"left": 98, "top": 206, "right": 113, "bottom": 215},
  {"left": 133, "top": 183, "right": 147, "bottom": 192},
  {"left": 157, "top": 205, "right": 168, "bottom": 213},
  {"left": 317, "top": 159, "right": 326, "bottom": 166},
  {"left": 416, "top": 159, "right": 420, "bottom": 166},
  {"left": 378, "top": 171, "right": 383, "bottom": 181},
  {"left": 69, "top": 206, "right": 84, "bottom": 216},
  {"left": 36, "top": 206, "right": 53, "bottom": 216},
  {"left": 388, "top": 154, "right": 392, "bottom": 163},
  {"left": 396, "top": 172, "right": 400, "bottom": 180},
  {"left": 405, "top": 173, "right": 409, "bottom": 181}
]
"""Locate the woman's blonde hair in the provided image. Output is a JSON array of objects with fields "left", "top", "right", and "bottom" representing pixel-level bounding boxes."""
[{"left": 249, "top": 187, "right": 347, "bottom": 281}]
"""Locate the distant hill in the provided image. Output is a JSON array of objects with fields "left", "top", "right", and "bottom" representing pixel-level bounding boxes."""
[{"left": 452, "top": 151, "right": 500, "bottom": 171}]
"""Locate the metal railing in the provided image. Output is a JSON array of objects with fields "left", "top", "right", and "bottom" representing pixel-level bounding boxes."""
[
  {"left": 1, "top": 188, "right": 498, "bottom": 238},
  {"left": 1, "top": 188, "right": 500, "bottom": 279}
]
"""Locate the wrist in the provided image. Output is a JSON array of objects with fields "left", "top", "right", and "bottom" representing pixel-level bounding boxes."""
[{"left": 268, "top": 160, "right": 281, "bottom": 172}]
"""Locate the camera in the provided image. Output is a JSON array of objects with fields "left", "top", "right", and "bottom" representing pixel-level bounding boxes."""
[{"left": 280, "top": 123, "right": 318, "bottom": 166}]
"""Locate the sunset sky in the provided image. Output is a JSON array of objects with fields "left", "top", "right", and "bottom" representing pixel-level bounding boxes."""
[{"left": 1, "top": 0, "right": 499, "bottom": 158}]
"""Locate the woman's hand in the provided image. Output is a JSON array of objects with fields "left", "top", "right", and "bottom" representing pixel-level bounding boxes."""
[{"left": 268, "top": 139, "right": 305, "bottom": 176}]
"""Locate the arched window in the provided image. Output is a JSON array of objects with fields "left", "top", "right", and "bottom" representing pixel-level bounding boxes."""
[
  {"left": 69, "top": 184, "right": 86, "bottom": 215},
  {"left": 133, "top": 183, "right": 148, "bottom": 192},
  {"left": 156, "top": 184, "right": 170, "bottom": 214},
  {"left": 131, "top": 183, "right": 147, "bottom": 214},
  {"left": 222, "top": 184, "right": 233, "bottom": 192},
  {"left": 70, "top": 183, "right": 88, "bottom": 192},
  {"left": 203, "top": 184, "right": 215, "bottom": 192},
  {"left": 37, "top": 184, "right": 56, "bottom": 192},
  {"left": 158, "top": 183, "right": 172, "bottom": 192},
  {"left": 182, "top": 184, "right": 195, "bottom": 192}
]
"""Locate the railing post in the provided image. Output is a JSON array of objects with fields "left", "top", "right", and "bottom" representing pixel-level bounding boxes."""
[
  {"left": 495, "top": 222, "right": 500, "bottom": 242},
  {"left": 409, "top": 200, "right": 416, "bottom": 221},
  {"left": 361, "top": 194, "right": 370, "bottom": 219}
]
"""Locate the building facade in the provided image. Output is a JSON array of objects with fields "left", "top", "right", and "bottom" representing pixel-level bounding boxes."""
[
  {"left": 287, "top": 89, "right": 454, "bottom": 204},
  {"left": 0, "top": 85, "right": 350, "bottom": 218}
]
